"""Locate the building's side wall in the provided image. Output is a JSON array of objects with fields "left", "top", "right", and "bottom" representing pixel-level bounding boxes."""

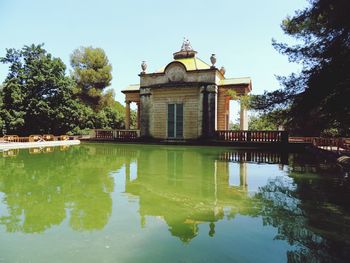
[{"left": 149, "top": 87, "right": 201, "bottom": 139}]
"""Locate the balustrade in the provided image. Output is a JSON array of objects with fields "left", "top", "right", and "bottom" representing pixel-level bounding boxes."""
[
  {"left": 216, "top": 130, "right": 288, "bottom": 143},
  {"left": 94, "top": 129, "right": 140, "bottom": 141}
]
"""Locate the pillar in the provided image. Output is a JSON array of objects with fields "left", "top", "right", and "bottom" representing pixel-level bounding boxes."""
[
  {"left": 239, "top": 101, "right": 248, "bottom": 130},
  {"left": 216, "top": 88, "right": 226, "bottom": 131},
  {"left": 225, "top": 97, "right": 230, "bottom": 130},
  {"left": 125, "top": 100, "right": 131, "bottom": 130},
  {"left": 140, "top": 87, "right": 152, "bottom": 137},
  {"left": 202, "top": 85, "right": 217, "bottom": 138},
  {"left": 136, "top": 102, "right": 140, "bottom": 130}
]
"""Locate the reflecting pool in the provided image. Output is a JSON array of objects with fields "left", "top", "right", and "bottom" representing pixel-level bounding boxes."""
[{"left": 0, "top": 143, "right": 349, "bottom": 263}]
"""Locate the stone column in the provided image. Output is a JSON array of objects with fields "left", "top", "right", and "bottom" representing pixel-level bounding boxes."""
[
  {"left": 216, "top": 88, "right": 226, "bottom": 131},
  {"left": 140, "top": 88, "right": 152, "bottom": 138},
  {"left": 136, "top": 102, "right": 140, "bottom": 130},
  {"left": 198, "top": 87, "right": 204, "bottom": 137},
  {"left": 202, "top": 85, "right": 217, "bottom": 138},
  {"left": 225, "top": 97, "right": 230, "bottom": 130},
  {"left": 239, "top": 101, "right": 248, "bottom": 130},
  {"left": 125, "top": 100, "right": 131, "bottom": 130}
]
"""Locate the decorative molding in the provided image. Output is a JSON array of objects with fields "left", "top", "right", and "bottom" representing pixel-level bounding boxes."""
[
  {"left": 140, "top": 87, "right": 152, "bottom": 96},
  {"left": 206, "top": 85, "right": 218, "bottom": 93},
  {"left": 165, "top": 64, "right": 186, "bottom": 82}
]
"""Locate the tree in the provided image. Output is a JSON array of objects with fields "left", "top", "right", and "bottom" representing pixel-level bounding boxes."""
[
  {"left": 0, "top": 44, "right": 90, "bottom": 135},
  {"left": 0, "top": 44, "right": 130, "bottom": 135},
  {"left": 0, "top": 80, "right": 25, "bottom": 134},
  {"left": 70, "top": 46, "right": 133, "bottom": 130},
  {"left": 229, "top": 122, "right": 240, "bottom": 131},
  {"left": 0, "top": 85, "right": 5, "bottom": 133},
  {"left": 251, "top": 0, "right": 350, "bottom": 136},
  {"left": 249, "top": 114, "right": 277, "bottom": 131},
  {"left": 248, "top": 110, "right": 287, "bottom": 131},
  {"left": 70, "top": 46, "right": 112, "bottom": 109}
]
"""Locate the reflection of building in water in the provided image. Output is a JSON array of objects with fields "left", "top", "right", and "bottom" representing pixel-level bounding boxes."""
[
  {"left": 220, "top": 150, "right": 288, "bottom": 165},
  {"left": 125, "top": 147, "right": 253, "bottom": 242}
]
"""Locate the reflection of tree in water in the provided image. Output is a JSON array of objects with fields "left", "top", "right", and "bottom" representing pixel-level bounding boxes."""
[
  {"left": 0, "top": 144, "right": 135, "bottom": 233},
  {"left": 255, "top": 172, "right": 350, "bottom": 263}
]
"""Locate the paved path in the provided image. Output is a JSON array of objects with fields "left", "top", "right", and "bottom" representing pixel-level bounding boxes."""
[{"left": 0, "top": 140, "right": 80, "bottom": 151}]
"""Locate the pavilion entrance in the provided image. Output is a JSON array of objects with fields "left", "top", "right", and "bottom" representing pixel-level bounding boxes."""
[{"left": 167, "top": 103, "right": 183, "bottom": 139}]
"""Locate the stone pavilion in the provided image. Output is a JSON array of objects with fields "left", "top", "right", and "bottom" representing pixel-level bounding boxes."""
[{"left": 122, "top": 40, "right": 252, "bottom": 140}]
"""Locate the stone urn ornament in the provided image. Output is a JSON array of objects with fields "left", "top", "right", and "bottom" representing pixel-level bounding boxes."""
[
  {"left": 141, "top": 61, "right": 147, "bottom": 73},
  {"left": 210, "top": 54, "right": 216, "bottom": 68},
  {"left": 219, "top": 66, "right": 226, "bottom": 76}
]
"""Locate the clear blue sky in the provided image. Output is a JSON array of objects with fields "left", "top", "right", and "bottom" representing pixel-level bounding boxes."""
[{"left": 0, "top": 0, "right": 307, "bottom": 111}]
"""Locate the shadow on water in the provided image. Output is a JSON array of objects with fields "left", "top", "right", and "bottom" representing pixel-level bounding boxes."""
[{"left": 0, "top": 143, "right": 349, "bottom": 262}]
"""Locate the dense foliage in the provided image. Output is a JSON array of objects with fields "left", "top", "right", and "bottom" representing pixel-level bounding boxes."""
[
  {"left": 229, "top": 111, "right": 282, "bottom": 131},
  {"left": 0, "top": 44, "right": 127, "bottom": 136},
  {"left": 248, "top": 113, "right": 279, "bottom": 131},
  {"left": 70, "top": 46, "right": 113, "bottom": 109},
  {"left": 251, "top": 0, "right": 350, "bottom": 136}
]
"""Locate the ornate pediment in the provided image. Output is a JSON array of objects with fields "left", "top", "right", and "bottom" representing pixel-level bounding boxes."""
[{"left": 165, "top": 62, "right": 186, "bottom": 82}]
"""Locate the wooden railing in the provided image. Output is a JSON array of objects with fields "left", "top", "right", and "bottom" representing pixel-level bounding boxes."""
[
  {"left": 216, "top": 130, "right": 288, "bottom": 143},
  {"left": 94, "top": 129, "right": 140, "bottom": 141}
]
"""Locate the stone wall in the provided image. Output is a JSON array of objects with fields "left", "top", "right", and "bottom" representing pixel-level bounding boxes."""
[{"left": 149, "top": 86, "right": 202, "bottom": 139}]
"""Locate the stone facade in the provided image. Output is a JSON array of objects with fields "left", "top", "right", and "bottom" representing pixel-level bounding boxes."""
[
  {"left": 149, "top": 87, "right": 201, "bottom": 139},
  {"left": 122, "top": 41, "right": 252, "bottom": 140}
]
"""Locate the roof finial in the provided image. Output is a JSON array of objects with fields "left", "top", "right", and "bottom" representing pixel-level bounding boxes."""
[
  {"left": 210, "top": 54, "right": 217, "bottom": 68},
  {"left": 174, "top": 38, "right": 197, "bottom": 59},
  {"left": 141, "top": 61, "right": 147, "bottom": 74},
  {"left": 181, "top": 38, "right": 193, "bottom": 51},
  {"left": 219, "top": 66, "right": 226, "bottom": 76}
]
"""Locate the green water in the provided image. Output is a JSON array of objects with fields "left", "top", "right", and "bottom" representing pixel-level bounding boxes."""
[{"left": 0, "top": 143, "right": 349, "bottom": 263}]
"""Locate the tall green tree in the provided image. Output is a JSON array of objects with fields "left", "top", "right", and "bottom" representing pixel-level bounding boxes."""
[
  {"left": 70, "top": 46, "right": 130, "bottom": 130},
  {"left": 70, "top": 46, "right": 112, "bottom": 109},
  {"left": 251, "top": 0, "right": 350, "bottom": 136},
  {"left": 0, "top": 85, "right": 5, "bottom": 131},
  {"left": 0, "top": 44, "right": 89, "bottom": 135}
]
